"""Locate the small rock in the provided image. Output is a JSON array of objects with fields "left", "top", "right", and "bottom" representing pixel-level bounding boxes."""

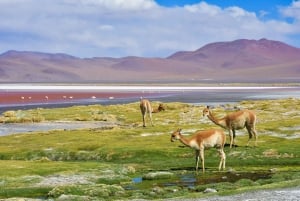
[
  {"left": 222, "top": 176, "right": 228, "bottom": 180},
  {"left": 142, "top": 171, "right": 174, "bottom": 180},
  {"left": 152, "top": 186, "right": 164, "bottom": 194},
  {"left": 227, "top": 167, "right": 236, "bottom": 173},
  {"left": 204, "top": 188, "right": 217, "bottom": 193}
]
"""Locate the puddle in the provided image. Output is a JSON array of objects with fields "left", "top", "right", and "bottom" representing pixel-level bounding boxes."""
[
  {"left": 166, "top": 171, "right": 271, "bottom": 187},
  {"left": 124, "top": 171, "right": 272, "bottom": 190},
  {"left": 132, "top": 177, "right": 143, "bottom": 183}
]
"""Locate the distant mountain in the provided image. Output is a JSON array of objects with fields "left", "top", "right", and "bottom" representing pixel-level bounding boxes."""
[
  {"left": 168, "top": 38, "right": 300, "bottom": 67},
  {"left": 1, "top": 39, "right": 300, "bottom": 83}
]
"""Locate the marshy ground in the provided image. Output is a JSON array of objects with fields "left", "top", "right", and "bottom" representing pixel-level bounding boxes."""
[{"left": 0, "top": 98, "right": 299, "bottom": 200}]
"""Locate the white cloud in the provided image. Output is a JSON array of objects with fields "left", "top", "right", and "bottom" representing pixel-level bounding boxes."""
[
  {"left": 0, "top": 0, "right": 299, "bottom": 58},
  {"left": 225, "top": 6, "right": 256, "bottom": 18},
  {"left": 64, "top": 0, "right": 157, "bottom": 10},
  {"left": 280, "top": 0, "right": 300, "bottom": 20},
  {"left": 98, "top": 25, "right": 115, "bottom": 31},
  {"left": 184, "top": 1, "right": 221, "bottom": 16}
]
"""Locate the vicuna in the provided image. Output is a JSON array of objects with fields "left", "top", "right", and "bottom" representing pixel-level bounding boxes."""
[
  {"left": 140, "top": 98, "right": 165, "bottom": 127},
  {"left": 203, "top": 106, "right": 257, "bottom": 148},
  {"left": 170, "top": 128, "right": 226, "bottom": 172}
]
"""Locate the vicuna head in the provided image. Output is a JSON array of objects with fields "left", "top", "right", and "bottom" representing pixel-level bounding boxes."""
[
  {"left": 158, "top": 103, "right": 165, "bottom": 111},
  {"left": 170, "top": 128, "right": 182, "bottom": 142},
  {"left": 153, "top": 103, "right": 165, "bottom": 113},
  {"left": 202, "top": 105, "right": 210, "bottom": 117}
]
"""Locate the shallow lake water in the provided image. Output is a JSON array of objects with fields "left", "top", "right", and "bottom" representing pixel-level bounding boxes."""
[
  {"left": 1, "top": 85, "right": 299, "bottom": 112},
  {"left": 0, "top": 121, "right": 115, "bottom": 136},
  {"left": 124, "top": 171, "right": 272, "bottom": 190}
]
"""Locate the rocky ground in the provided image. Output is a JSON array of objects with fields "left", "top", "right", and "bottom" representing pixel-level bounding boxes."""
[
  {"left": 2, "top": 186, "right": 299, "bottom": 201},
  {"left": 169, "top": 186, "right": 300, "bottom": 201}
]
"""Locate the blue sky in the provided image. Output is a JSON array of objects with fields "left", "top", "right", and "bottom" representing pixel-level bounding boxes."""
[
  {"left": 157, "top": 1, "right": 290, "bottom": 11},
  {"left": 157, "top": 0, "right": 293, "bottom": 18},
  {"left": 0, "top": 0, "right": 299, "bottom": 58},
  {"left": 156, "top": 0, "right": 299, "bottom": 25}
]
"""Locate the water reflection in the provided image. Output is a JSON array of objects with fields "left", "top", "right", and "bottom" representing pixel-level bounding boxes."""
[{"left": 126, "top": 171, "right": 272, "bottom": 190}]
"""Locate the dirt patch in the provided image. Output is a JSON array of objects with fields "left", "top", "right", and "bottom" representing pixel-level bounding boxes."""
[
  {"left": 36, "top": 174, "right": 94, "bottom": 187},
  {"left": 140, "top": 132, "right": 164, "bottom": 137}
]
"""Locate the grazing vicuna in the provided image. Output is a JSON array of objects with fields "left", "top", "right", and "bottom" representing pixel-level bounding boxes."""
[
  {"left": 170, "top": 128, "right": 226, "bottom": 173},
  {"left": 203, "top": 106, "right": 257, "bottom": 148},
  {"left": 140, "top": 98, "right": 165, "bottom": 127}
]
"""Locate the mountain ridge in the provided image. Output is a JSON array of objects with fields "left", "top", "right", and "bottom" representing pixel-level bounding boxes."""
[{"left": 1, "top": 38, "right": 300, "bottom": 82}]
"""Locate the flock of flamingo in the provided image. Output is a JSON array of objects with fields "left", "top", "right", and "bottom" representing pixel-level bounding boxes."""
[
  {"left": 20, "top": 95, "right": 75, "bottom": 101},
  {"left": 139, "top": 97, "right": 257, "bottom": 173}
]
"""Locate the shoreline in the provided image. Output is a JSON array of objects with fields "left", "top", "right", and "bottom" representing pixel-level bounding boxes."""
[
  {"left": 0, "top": 84, "right": 299, "bottom": 115},
  {"left": 0, "top": 85, "right": 299, "bottom": 109}
]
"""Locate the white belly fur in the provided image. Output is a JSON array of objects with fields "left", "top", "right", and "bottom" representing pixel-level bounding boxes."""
[{"left": 189, "top": 140, "right": 200, "bottom": 149}]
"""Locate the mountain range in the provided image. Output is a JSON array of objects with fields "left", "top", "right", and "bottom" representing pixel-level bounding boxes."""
[{"left": 1, "top": 38, "right": 300, "bottom": 83}]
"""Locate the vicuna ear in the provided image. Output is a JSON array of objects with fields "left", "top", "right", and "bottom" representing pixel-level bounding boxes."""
[
  {"left": 177, "top": 128, "right": 182, "bottom": 133},
  {"left": 206, "top": 105, "right": 210, "bottom": 109}
]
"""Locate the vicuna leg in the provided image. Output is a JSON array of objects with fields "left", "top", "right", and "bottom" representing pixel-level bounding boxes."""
[
  {"left": 246, "top": 125, "right": 258, "bottom": 147},
  {"left": 195, "top": 150, "right": 200, "bottom": 171},
  {"left": 218, "top": 148, "right": 226, "bottom": 170},
  {"left": 142, "top": 113, "right": 146, "bottom": 127},
  {"left": 232, "top": 129, "right": 236, "bottom": 147},
  {"left": 200, "top": 149, "right": 205, "bottom": 173},
  {"left": 229, "top": 129, "right": 234, "bottom": 148},
  {"left": 148, "top": 111, "right": 153, "bottom": 126},
  {"left": 253, "top": 129, "right": 258, "bottom": 146}
]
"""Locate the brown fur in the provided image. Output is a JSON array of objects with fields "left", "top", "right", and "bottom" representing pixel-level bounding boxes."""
[
  {"left": 171, "top": 128, "right": 226, "bottom": 172},
  {"left": 152, "top": 103, "right": 165, "bottom": 113},
  {"left": 203, "top": 106, "right": 257, "bottom": 148},
  {"left": 140, "top": 98, "right": 165, "bottom": 127}
]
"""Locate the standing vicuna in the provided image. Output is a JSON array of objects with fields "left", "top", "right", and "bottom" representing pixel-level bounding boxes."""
[
  {"left": 202, "top": 106, "right": 257, "bottom": 148},
  {"left": 140, "top": 98, "right": 165, "bottom": 127},
  {"left": 170, "top": 128, "right": 226, "bottom": 173}
]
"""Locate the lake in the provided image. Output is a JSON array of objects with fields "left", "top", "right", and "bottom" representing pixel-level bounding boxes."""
[
  {"left": 0, "top": 84, "right": 299, "bottom": 136},
  {"left": 1, "top": 84, "right": 300, "bottom": 106},
  {"left": 1, "top": 84, "right": 300, "bottom": 113}
]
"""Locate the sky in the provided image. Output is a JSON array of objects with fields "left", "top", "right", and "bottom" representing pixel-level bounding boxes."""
[{"left": 0, "top": 0, "right": 299, "bottom": 58}]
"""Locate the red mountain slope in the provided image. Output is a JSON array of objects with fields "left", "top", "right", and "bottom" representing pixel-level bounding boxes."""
[{"left": 0, "top": 39, "right": 299, "bottom": 82}]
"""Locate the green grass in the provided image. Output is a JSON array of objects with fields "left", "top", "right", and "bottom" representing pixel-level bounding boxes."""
[{"left": 0, "top": 98, "right": 300, "bottom": 199}]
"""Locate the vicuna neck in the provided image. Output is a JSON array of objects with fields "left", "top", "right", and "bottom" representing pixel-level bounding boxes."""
[
  {"left": 178, "top": 135, "right": 192, "bottom": 147},
  {"left": 208, "top": 111, "right": 227, "bottom": 129}
]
